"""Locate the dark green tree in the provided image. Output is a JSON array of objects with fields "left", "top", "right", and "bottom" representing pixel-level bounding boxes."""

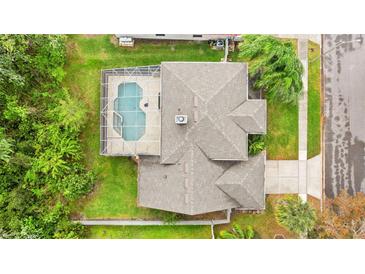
[
  {"left": 239, "top": 35, "right": 303, "bottom": 105},
  {"left": 0, "top": 35, "right": 94, "bottom": 238}
]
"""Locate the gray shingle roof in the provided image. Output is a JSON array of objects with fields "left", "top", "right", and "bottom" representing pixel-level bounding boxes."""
[
  {"left": 215, "top": 154, "right": 265, "bottom": 209},
  {"left": 138, "top": 148, "right": 239, "bottom": 215},
  {"left": 138, "top": 62, "right": 267, "bottom": 215},
  {"left": 160, "top": 62, "right": 250, "bottom": 163}
]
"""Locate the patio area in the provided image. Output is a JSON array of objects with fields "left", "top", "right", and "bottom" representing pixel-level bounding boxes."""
[{"left": 101, "top": 66, "right": 161, "bottom": 156}]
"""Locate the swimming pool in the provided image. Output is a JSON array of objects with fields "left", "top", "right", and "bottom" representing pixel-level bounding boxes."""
[{"left": 113, "top": 82, "right": 146, "bottom": 141}]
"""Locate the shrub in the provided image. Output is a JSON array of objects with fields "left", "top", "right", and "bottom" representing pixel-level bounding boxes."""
[
  {"left": 59, "top": 172, "right": 95, "bottom": 201},
  {"left": 162, "top": 212, "right": 181, "bottom": 225},
  {"left": 219, "top": 224, "right": 256, "bottom": 239},
  {"left": 248, "top": 134, "right": 265, "bottom": 156}
]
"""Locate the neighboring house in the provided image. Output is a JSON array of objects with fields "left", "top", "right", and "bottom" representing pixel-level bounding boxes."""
[
  {"left": 116, "top": 34, "right": 242, "bottom": 41},
  {"left": 100, "top": 62, "right": 267, "bottom": 215}
]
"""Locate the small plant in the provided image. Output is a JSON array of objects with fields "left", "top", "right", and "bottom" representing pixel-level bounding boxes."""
[
  {"left": 275, "top": 196, "right": 316, "bottom": 238},
  {"left": 248, "top": 135, "right": 266, "bottom": 156},
  {"left": 162, "top": 212, "right": 181, "bottom": 225},
  {"left": 219, "top": 224, "right": 255, "bottom": 239}
]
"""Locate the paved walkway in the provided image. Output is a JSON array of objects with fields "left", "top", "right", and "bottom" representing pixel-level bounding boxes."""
[
  {"left": 76, "top": 219, "right": 230, "bottom": 226},
  {"left": 265, "top": 36, "right": 322, "bottom": 201},
  {"left": 265, "top": 155, "right": 322, "bottom": 199},
  {"left": 298, "top": 38, "right": 309, "bottom": 201},
  {"left": 75, "top": 209, "right": 232, "bottom": 227}
]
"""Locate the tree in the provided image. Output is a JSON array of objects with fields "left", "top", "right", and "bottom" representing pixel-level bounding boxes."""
[
  {"left": 0, "top": 35, "right": 93, "bottom": 238},
  {"left": 48, "top": 93, "right": 87, "bottom": 133},
  {"left": 248, "top": 134, "right": 265, "bottom": 156},
  {"left": 318, "top": 190, "right": 365, "bottom": 239},
  {"left": 275, "top": 196, "right": 316, "bottom": 238},
  {"left": 239, "top": 35, "right": 303, "bottom": 105},
  {"left": 219, "top": 224, "right": 255, "bottom": 239}
]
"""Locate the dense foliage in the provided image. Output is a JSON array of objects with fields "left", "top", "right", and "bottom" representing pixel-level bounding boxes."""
[
  {"left": 275, "top": 196, "right": 316, "bottom": 238},
  {"left": 248, "top": 134, "right": 266, "bottom": 156},
  {"left": 317, "top": 190, "right": 365, "bottom": 239},
  {"left": 239, "top": 35, "right": 303, "bottom": 105},
  {"left": 0, "top": 35, "right": 94, "bottom": 238},
  {"left": 219, "top": 224, "right": 255, "bottom": 239}
]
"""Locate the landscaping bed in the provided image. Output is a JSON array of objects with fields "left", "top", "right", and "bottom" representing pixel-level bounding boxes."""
[{"left": 214, "top": 195, "right": 297, "bottom": 239}]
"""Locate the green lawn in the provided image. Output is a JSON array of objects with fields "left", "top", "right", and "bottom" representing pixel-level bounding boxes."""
[
  {"left": 214, "top": 196, "right": 297, "bottom": 239},
  {"left": 231, "top": 38, "right": 299, "bottom": 160},
  {"left": 266, "top": 102, "right": 298, "bottom": 159},
  {"left": 307, "top": 41, "right": 321, "bottom": 158},
  {"left": 64, "top": 35, "right": 223, "bottom": 237},
  {"left": 86, "top": 225, "right": 211, "bottom": 239}
]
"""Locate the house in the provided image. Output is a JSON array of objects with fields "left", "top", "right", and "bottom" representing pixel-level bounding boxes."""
[
  {"left": 100, "top": 62, "right": 267, "bottom": 215},
  {"left": 115, "top": 34, "right": 242, "bottom": 42}
]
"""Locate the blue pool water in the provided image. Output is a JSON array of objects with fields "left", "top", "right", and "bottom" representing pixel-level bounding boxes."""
[{"left": 113, "top": 82, "right": 146, "bottom": 141}]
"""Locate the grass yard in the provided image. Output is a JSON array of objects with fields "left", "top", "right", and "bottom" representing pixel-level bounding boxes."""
[
  {"left": 266, "top": 38, "right": 299, "bottom": 159},
  {"left": 231, "top": 38, "right": 299, "bottom": 160},
  {"left": 266, "top": 102, "right": 298, "bottom": 159},
  {"left": 64, "top": 35, "right": 223, "bottom": 236},
  {"left": 307, "top": 41, "right": 321, "bottom": 158},
  {"left": 214, "top": 195, "right": 297, "bottom": 239},
  {"left": 86, "top": 225, "right": 212, "bottom": 239}
]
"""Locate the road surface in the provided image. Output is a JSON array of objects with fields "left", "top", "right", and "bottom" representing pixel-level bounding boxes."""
[{"left": 323, "top": 34, "right": 365, "bottom": 197}]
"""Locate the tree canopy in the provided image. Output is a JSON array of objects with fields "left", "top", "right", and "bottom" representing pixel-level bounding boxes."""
[
  {"left": 318, "top": 190, "right": 365, "bottom": 239},
  {"left": 239, "top": 35, "right": 303, "bottom": 105},
  {"left": 0, "top": 35, "right": 94, "bottom": 238}
]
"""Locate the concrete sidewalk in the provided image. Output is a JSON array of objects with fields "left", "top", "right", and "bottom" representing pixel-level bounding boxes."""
[
  {"left": 265, "top": 36, "right": 322, "bottom": 201},
  {"left": 265, "top": 155, "right": 322, "bottom": 199}
]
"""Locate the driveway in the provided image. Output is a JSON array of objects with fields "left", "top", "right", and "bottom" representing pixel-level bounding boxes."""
[{"left": 323, "top": 34, "right": 365, "bottom": 197}]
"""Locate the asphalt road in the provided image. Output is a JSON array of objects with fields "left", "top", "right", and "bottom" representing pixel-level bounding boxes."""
[{"left": 323, "top": 34, "right": 365, "bottom": 198}]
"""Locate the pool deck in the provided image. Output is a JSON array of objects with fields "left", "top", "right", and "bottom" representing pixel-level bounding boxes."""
[{"left": 104, "top": 74, "right": 161, "bottom": 155}]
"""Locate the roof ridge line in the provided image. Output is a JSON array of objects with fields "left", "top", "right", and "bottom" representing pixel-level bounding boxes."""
[
  {"left": 215, "top": 155, "right": 263, "bottom": 208},
  {"left": 229, "top": 101, "right": 266, "bottom": 133},
  {"left": 164, "top": 64, "right": 205, "bottom": 102},
  {"left": 215, "top": 184, "right": 242, "bottom": 208},
  {"left": 240, "top": 156, "right": 263, "bottom": 207},
  {"left": 206, "top": 65, "right": 245, "bottom": 103},
  {"left": 207, "top": 116, "right": 245, "bottom": 159}
]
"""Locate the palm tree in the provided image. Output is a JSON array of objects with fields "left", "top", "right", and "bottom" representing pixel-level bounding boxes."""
[
  {"left": 57, "top": 137, "right": 81, "bottom": 159},
  {"left": 239, "top": 35, "right": 303, "bottom": 105},
  {"left": 219, "top": 224, "right": 255, "bottom": 239},
  {"left": 0, "top": 138, "right": 12, "bottom": 163},
  {"left": 52, "top": 95, "right": 87, "bottom": 133},
  {"left": 275, "top": 196, "right": 316, "bottom": 238},
  {"left": 36, "top": 150, "right": 70, "bottom": 179}
]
